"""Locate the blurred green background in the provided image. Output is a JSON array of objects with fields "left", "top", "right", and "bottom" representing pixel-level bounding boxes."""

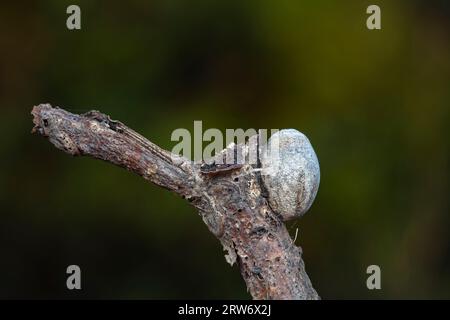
[{"left": 0, "top": 0, "right": 449, "bottom": 299}]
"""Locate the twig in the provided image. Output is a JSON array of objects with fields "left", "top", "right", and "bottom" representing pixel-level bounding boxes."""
[{"left": 31, "top": 103, "right": 319, "bottom": 300}]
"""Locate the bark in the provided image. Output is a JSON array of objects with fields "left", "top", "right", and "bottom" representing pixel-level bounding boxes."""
[{"left": 31, "top": 103, "right": 319, "bottom": 300}]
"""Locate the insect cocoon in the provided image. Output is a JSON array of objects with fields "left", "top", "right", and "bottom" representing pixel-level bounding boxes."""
[{"left": 260, "top": 129, "right": 320, "bottom": 221}]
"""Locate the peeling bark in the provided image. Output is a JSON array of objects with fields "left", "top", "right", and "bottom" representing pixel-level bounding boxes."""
[{"left": 31, "top": 103, "right": 319, "bottom": 300}]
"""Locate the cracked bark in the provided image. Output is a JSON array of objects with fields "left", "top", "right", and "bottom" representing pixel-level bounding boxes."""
[{"left": 31, "top": 103, "right": 319, "bottom": 300}]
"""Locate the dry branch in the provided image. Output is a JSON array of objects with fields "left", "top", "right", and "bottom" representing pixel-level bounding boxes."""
[{"left": 31, "top": 103, "right": 319, "bottom": 300}]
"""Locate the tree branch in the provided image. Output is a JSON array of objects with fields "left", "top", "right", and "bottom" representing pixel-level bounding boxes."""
[{"left": 31, "top": 103, "right": 319, "bottom": 300}]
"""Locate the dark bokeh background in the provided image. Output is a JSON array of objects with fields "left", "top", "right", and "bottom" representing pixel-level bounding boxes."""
[{"left": 1, "top": 0, "right": 449, "bottom": 299}]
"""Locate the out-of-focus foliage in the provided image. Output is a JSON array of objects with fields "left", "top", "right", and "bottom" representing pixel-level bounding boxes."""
[{"left": 0, "top": 0, "right": 449, "bottom": 298}]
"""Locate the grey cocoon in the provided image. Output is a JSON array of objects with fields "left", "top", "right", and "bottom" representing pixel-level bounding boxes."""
[{"left": 260, "top": 129, "right": 320, "bottom": 221}]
